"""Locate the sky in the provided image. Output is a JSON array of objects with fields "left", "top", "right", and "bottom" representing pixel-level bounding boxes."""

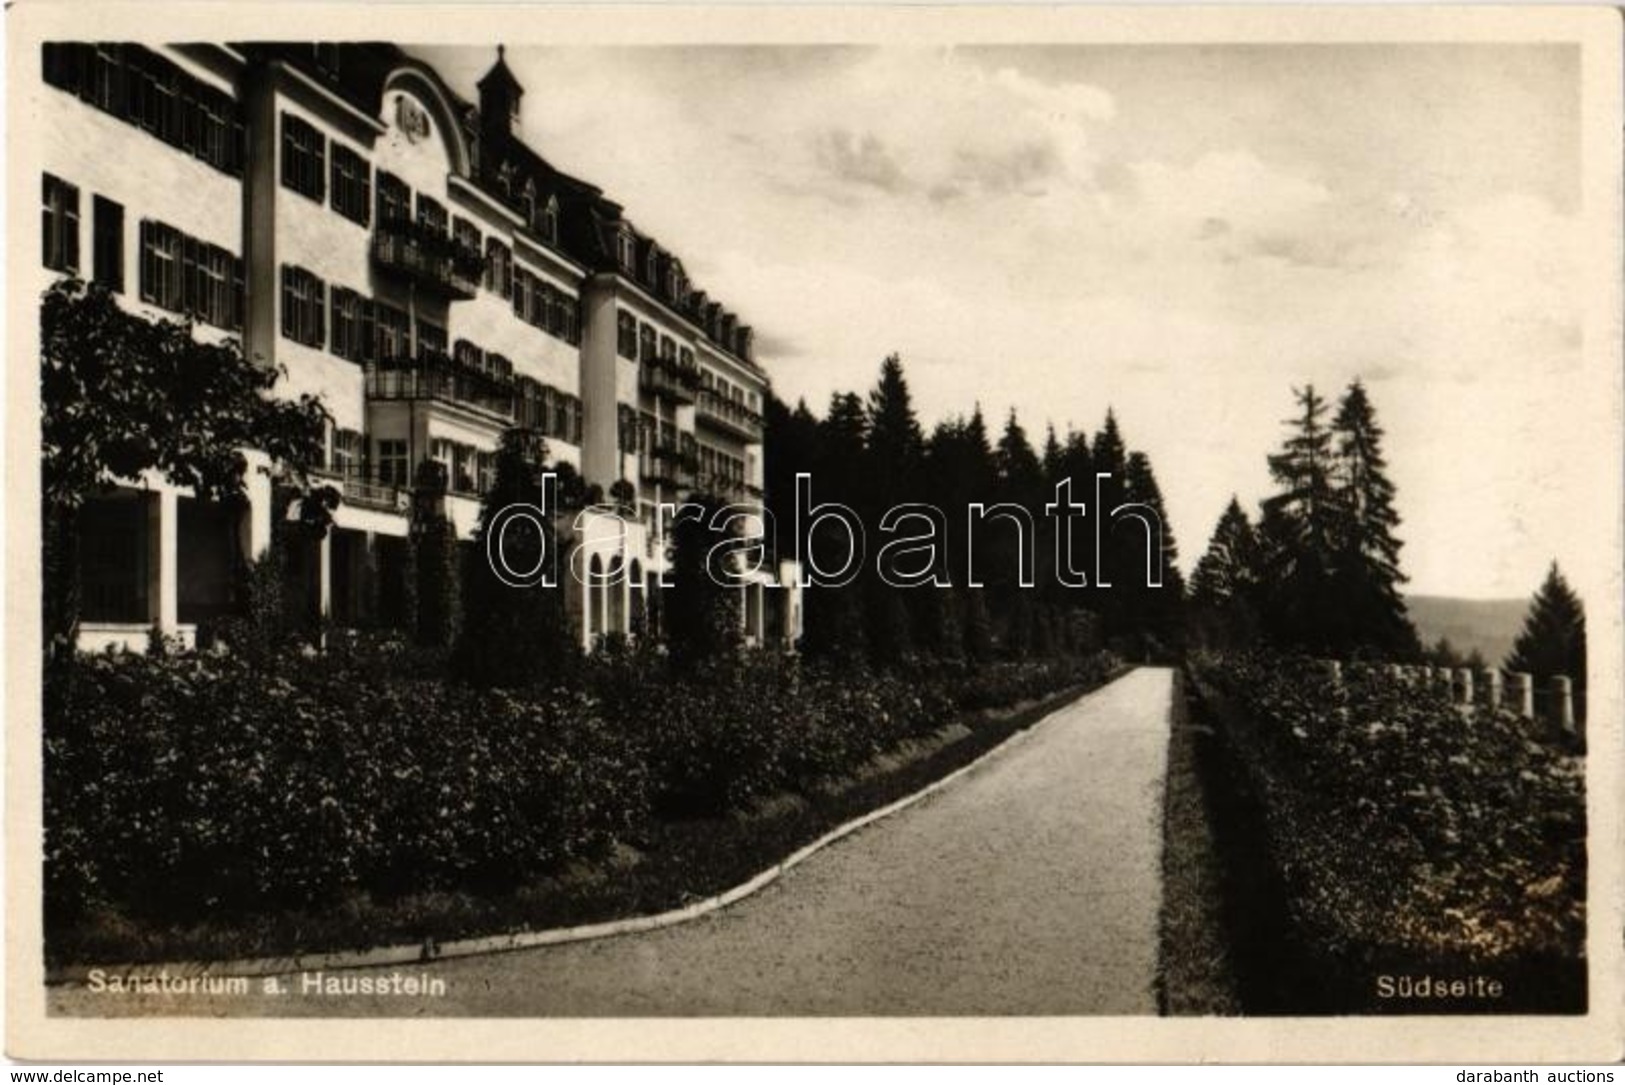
[{"left": 416, "top": 42, "right": 1597, "bottom": 599}]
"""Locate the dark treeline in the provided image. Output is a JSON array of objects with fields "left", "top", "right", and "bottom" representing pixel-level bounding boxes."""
[
  {"left": 1188, "top": 379, "right": 1421, "bottom": 660},
  {"left": 764, "top": 354, "right": 1185, "bottom": 667}
]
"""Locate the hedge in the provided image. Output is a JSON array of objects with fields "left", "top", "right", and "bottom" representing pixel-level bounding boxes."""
[
  {"left": 45, "top": 637, "right": 1117, "bottom": 930},
  {"left": 1188, "top": 651, "right": 1585, "bottom": 1013}
]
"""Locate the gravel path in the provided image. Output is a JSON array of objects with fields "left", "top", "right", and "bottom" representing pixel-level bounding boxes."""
[{"left": 50, "top": 667, "right": 1174, "bottom": 1017}]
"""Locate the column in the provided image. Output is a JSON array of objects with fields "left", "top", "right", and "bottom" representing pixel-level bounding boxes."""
[
  {"left": 1457, "top": 668, "right": 1473, "bottom": 706},
  {"left": 1509, "top": 672, "right": 1535, "bottom": 719},
  {"left": 1485, "top": 669, "right": 1504, "bottom": 711},
  {"left": 151, "top": 488, "right": 179, "bottom": 636},
  {"left": 1553, "top": 676, "right": 1575, "bottom": 732}
]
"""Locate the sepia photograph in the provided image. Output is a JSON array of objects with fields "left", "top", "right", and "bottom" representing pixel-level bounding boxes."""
[{"left": 6, "top": 1, "right": 1622, "bottom": 1065}]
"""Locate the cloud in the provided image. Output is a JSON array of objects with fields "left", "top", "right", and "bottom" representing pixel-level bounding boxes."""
[
  {"left": 812, "top": 129, "right": 908, "bottom": 193},
  {"left": 781, "top": 50, "right": 1114, "bottom": 203}
]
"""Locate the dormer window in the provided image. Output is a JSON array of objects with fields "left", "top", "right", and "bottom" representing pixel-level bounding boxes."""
[
  {"left": 539, "top": 195, "right": 559, "bottom": 244},
  {"left": 617, "top": 228, "right": 637, "bottom": 273},
  {"left": 519, "top": 178, "right": 537, "bottom": 229},
  {"left": 644, "top": 245, "right": 661, "bottom": 288},
  {"left": 667, "top": 261, "right": 686, "bottom": 304}
]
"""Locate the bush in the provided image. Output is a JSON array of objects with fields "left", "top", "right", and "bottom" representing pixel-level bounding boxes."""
[
  {"left": 44, "top": 635, "right": 1120, "bottom": 935},
  {"left": 1189, "top": 650, "right": 1585, "bottom": 1010},
  {"left": 45, "top": 644, "right": 646, "bottom": 926}
]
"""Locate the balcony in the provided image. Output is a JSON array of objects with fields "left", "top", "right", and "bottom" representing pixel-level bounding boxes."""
[
  {"left": 371, "top": 218, "right": 482, "bottom": 300},
  {"left": 640, "top": 444, "right": 698, "bottom": 492},
  {"left": 313, "top": 468, "right": 411, "bottom": 514},
  {"left": 695, "top": 387, "right": 764, "bottom": 441},
  {"left": 694, "top": 472, "right": 752, "bottom": 504},
  {"left": 366, "top": 351, "right": 516, "bottom": 421},
  {"left": 639, "top": 354, "right": 700, "bottom": 404}
]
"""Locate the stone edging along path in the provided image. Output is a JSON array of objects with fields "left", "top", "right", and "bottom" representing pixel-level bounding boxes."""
[{"left": 47, "top": 671, "right": 1127, "bottom": 987}]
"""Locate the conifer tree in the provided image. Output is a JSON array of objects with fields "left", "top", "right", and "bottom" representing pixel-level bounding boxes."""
[
  {"left": 1505, "top": 562, "right": 1587, "bottom": 692},
  {"left": 665, "top": 492, "right": 744, "bottom": 669},
  {"left": 1190, "top": 498, "right": 1257, "bottom": 605},
  {"left": 1123, "top": 450, "right": 1184, "bottom": 650},
  {"left": 863, "top": 356, "right": 926, "bottom": 664},
  {"left": 1257, "top": 385, "right": 1339, "bottom": 650},
  {"left": 1188, "top": 496, "right": 1262, "bottom": 648},
  {"left": 452, "top": 428, "right": 577, "bottom": 688},
  {"left": 1329, "top": 379, "right": 1418, "bottom": 656}
]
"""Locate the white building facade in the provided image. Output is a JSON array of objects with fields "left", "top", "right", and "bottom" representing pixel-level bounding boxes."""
[{"left": 39, "top": 42, "right": 800, "bottom": 653}]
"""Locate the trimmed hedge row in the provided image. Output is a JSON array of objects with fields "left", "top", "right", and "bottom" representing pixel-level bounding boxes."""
[
  {"left": 1188, "top": 651, "right": 1585, "bottom": 1013},
  {"left": 45, "top": 639, "right": 1117, "bottom": 929}
]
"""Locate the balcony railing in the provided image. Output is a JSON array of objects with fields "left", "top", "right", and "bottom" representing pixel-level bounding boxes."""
[
  {"left": 694, "top": 472, "right": 752, "bottom": 503},
  {"left": 639, "top": 445, "right": 698, "bottom": 491},
  {"left": 366, "top": 351, "right": 516, "bottom": 420},
  {"left": 313, "top": 467, "right": 411, "bottom": 514},
  {"left": 695, "top": 387, "right": 764, "bottom": 441},
  {"left": 371, "top": 218, "right": 482, "bottom": 300},
  {"left": 639, "top": 355, "right": 700, "bottom": 404}
]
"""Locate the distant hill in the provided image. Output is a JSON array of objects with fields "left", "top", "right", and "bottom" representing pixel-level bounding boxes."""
[{"left": 1405, "top": 595, "right": 1527, "bottom": 667}]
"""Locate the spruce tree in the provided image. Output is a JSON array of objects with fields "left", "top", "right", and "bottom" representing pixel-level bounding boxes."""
[
  {"left": 864, "top": 356, "right": 925, "bottom": 665},
  {"left": 1123, "top": 450, "right": 1184, "bottom": 651},
  {"left": 1330, "top": 379, "right": 1418, "bottom": 657},
  {"left": 1505, "top": 562, "right": 1587, "bottom": 691},
  {"left": 1189, "top": 497, "right": 1257, "bottom": 607},
  {"left": 1257, "top": 385, "right": 1339, "bottom": 650},
  {"left": 452, "top": 428, "right": 577, "bottom": 688},
  {"left": 665, "top": 492, "right": 744, "bottom": 669},
  {"left": 1188, "top": 496, "right": 1262, "bottom": 648}
]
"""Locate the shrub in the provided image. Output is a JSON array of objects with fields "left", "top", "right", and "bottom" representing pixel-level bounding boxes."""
[{"left": 1189, "top": 650, "right": 1584, "bottom": 1008}]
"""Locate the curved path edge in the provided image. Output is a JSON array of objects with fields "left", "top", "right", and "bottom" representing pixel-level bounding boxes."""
[{"left": 47, "top": 670, "right": 1130, "bottom": 987}]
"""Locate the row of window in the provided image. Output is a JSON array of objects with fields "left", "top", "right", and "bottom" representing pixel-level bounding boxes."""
[
  {"left": 44, "top": 172, "right": 240, "bottom": 331},
  {"left": 42, "top": 43, "right": 245, "bottom": 175},
  {"left": 482, "top": 239, "right": 580, "bottom": 345},
  {"left": 140, "top": 221, "right": 243, "bottom": 330},
  {"left": 615, "top": 310, "right": 698, "bottom": 372}
]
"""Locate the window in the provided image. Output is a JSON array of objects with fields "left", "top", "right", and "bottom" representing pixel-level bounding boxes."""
[
  {"left": 280, "top": 264, "right": 326, "bottom": 348},
  {"left": 186, "top": 241, "right": 239, "bottom": 329},
  {"left": 540, "top": 196, "right": 559, "bottom": 244},
  {"left": 644, "top": 246, "right": 661, "bottom": 289},
  {"left": 332, "top": 427, "right": 363, "bottom": 477},
  {"left": 376, "top": 171, "right": 410, "bottom": 225},
  {"left": 485, "top": 238, "right": 512, "bottom": 298},
  {"left": 519, "top": 179, "right": 536, "bottom": 229},
  {"left": 376, "top": 439, "right": 409, "bottom": 487},
  {"left": 560, "top": 293, "right": 580, "bottom": 344},
  {"left": 42, "top": 174, "right": 80, "bottom": 273},
  {"left": 453, "top": 217, "right": 480, "bottom": 259},
  {"left": 454, "top": 339, "right": 483, "bottom": 370},
  {"left": 138, "top": 220, "right": 183, "bottom": 309},
  {"left": 92, "top": 196, "right": 124, "bottom": 291},
  {"left": 512, "top": 268, "right": 533, "bottom": 323},
  {"left": 659, "top": 334, "right": 676, "bottom": 361},
  {"left": 41, "top": 44, "right": 243, "bottom": 176},
  {"left": 617, "top": 311, "right": 637, "bottom": 359},
  {"left": 330, "top": 288, "right": 375, "bottom": 363},
  {"left": 375, "top": 302, "right": 410, "bottom": 361},
  {"left": 638, "top": 324, "right": 657, "bottom": 363},
  {"left": 78, "top": 494, "right": 152, "bottom": 623},
  {"left": 416, "top": 319, "right": 447, "bottom": 358},
  {"left": 280, "top": 113, "right": 325, "bottom": 202},
  {"left": 617, "top": 228, "right": 637, "bottom": 272},
  {"left": 416, "top": 194, "right": 447, "bottom": 237},
  {"left": 618, "top": 404, "right": 637, "bottom": 454},
  {"left": 330, "top": 143, "right": 370, "bottom": 226},
  {"left": 538, "top": 282, "right": 559, "bottom": 335},
  {"left": 477, "top": 450, "right": 497, "bottom": 495}
]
